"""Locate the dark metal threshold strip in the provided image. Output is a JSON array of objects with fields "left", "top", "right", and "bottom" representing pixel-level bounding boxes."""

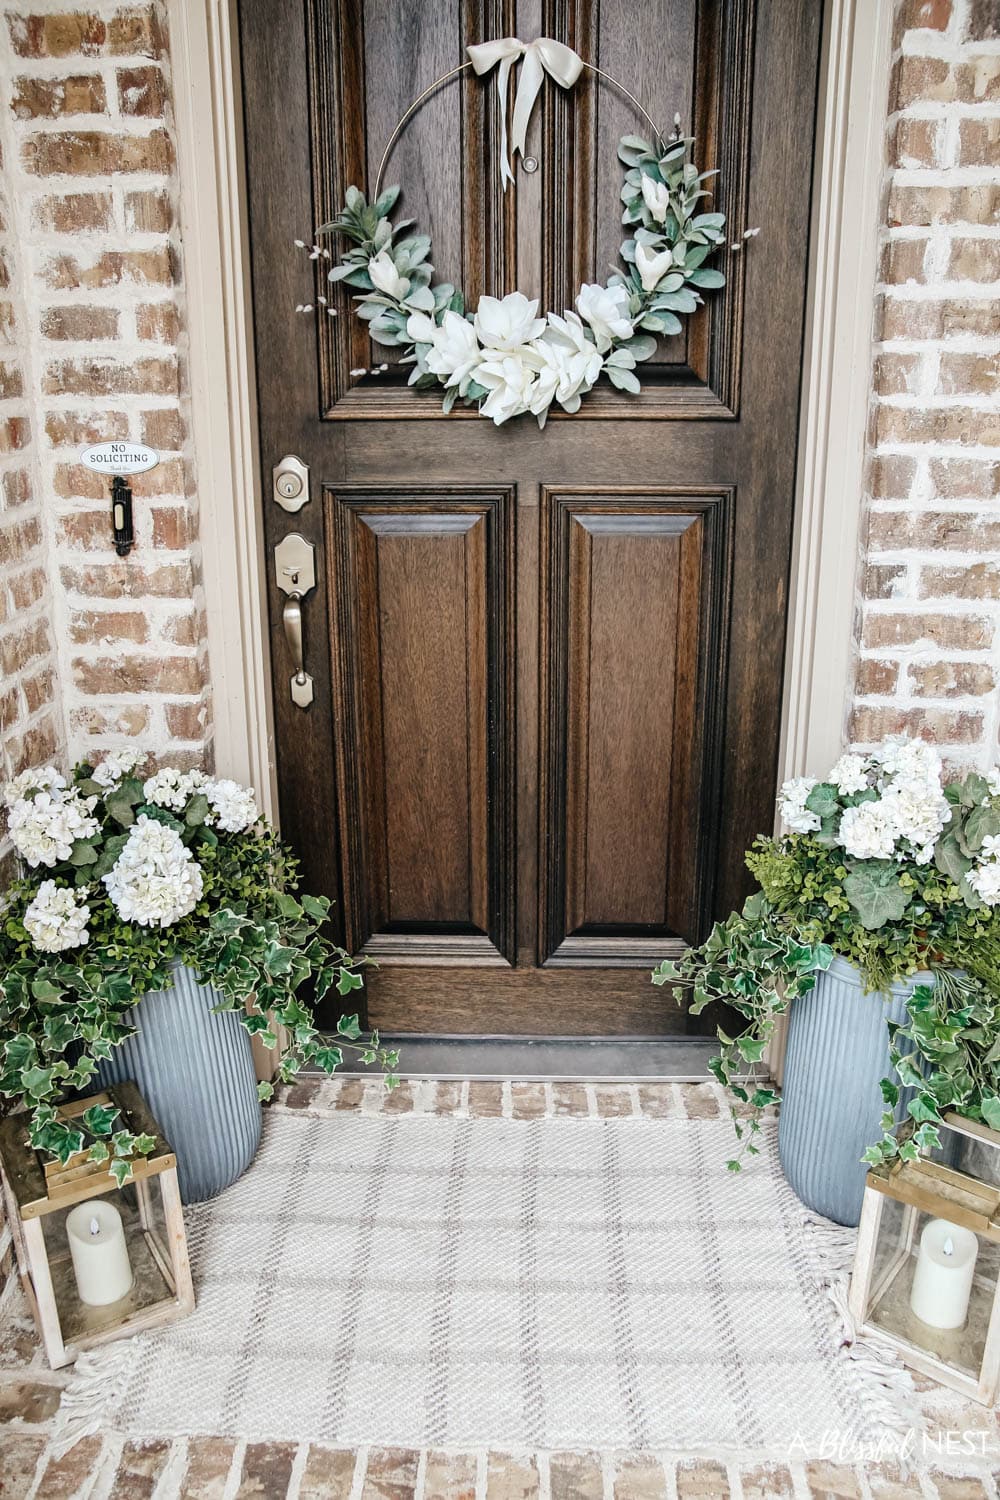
[{"left": 327, "top": 1034, "right": 716, "bottom": 1082}]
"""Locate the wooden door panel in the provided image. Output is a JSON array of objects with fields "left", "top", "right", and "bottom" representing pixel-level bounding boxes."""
[
  {"left": 309, "top": 0, "right": 515, "bottom": 411},
  {"left": 326, "top": 487, "right": 515, "bottom": 964},
  {"left": 541, "top": 491, "right": 731, "bottom": 966}
]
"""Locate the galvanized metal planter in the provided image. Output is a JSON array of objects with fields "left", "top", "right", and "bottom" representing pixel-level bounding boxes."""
[
  {"left": 778, "top": 955, "right": 932, "bottom": 1228},
  {"left": 98, "top": 962, "right": 262, "bottom": 1205}
]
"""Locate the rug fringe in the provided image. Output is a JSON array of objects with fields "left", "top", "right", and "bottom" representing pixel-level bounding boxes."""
[
  {"left": 50, "top": 1338, "right": 141, "bottom": 1457},
  {"left": 798, "top": 1206, "right": 925, "bottom": 1443}
]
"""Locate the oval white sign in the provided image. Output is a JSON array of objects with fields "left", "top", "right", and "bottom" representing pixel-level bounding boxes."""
[{"left": 79, "top": 441, "right": 160, "bottom": 476}]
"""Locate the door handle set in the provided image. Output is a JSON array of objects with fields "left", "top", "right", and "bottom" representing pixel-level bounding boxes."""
[{"left": 274, "top": 529, "right": 316, "bottom": 709}]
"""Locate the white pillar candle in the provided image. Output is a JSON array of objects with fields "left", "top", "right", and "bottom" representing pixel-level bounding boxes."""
[
  {"left": 909, "top": 1217, "right": 979, "bottom": 1331},
  {"left": 65, "top": 1199, "right": 134, "bottom": 1307}
]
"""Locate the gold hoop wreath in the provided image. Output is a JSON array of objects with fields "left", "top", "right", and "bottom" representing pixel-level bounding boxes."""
[{"left": 294, "top": 36, "right": 757, "bottom": 426}]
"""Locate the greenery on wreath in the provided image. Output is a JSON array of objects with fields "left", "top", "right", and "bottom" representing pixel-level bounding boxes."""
[
  {"left": 653, "top": 737, "right": 1000, "bottom": 1171},
  {"left": 0, "top": 753, "right": 398, "bottom": 1185},
  {"left": 296, "top": 131, "right": 737, "bottom": 424}
]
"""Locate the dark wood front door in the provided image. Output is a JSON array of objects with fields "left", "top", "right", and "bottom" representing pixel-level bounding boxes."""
[{"left": 240, "top": 0, "right": 822, "bottom": 1036}]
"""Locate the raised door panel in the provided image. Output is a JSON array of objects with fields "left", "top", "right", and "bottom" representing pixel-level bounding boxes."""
[
  {"left": 541, "top": 490, "right": 732, "bottom": 965},
  {"left": 326, "top": 488, "right": 514, "bottom": 963}
]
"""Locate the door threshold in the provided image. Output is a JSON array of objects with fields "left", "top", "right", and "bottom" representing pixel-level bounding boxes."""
[{"left": 326, "top": 1034, "right": 718, "bottom": 1081}]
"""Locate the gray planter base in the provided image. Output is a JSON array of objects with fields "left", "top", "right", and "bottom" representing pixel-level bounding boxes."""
[
  {"left": 98, "top": 961, "right": 262, "bottom": 1204},
  {"left": 777, "top": 955, "right": 931, "bottom": 1228}
]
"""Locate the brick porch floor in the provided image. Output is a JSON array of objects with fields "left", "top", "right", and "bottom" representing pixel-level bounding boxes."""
[{"left": 1, "top": 1080, "right": 998, "bottom": 1500}]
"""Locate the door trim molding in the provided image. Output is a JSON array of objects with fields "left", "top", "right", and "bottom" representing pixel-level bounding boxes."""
[
  {"left": 171, "top": 0, "right": 889, "bottom": 837},
  {"left": 168, "top": 0, "right": 277, "bottom": 819},
  {"left": 778, "top": 0, "right": 892, "bottom": 786}
]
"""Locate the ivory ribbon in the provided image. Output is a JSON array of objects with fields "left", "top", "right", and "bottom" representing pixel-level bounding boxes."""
[{"left": 467, "top": 36, "right": 585, "bottom": 189}]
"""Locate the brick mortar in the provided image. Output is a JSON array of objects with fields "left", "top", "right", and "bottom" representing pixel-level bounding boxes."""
[
  {"left": 850, "top": 0, "right": 1000, "bottom": 762},
  {"left": 0, "top": 1, "right": 213, "bottom": 766}
]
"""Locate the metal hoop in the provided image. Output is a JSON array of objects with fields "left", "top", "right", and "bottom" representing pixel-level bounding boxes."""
[{"left": 373, "top": 58, "right": 663, "bottom": 201}]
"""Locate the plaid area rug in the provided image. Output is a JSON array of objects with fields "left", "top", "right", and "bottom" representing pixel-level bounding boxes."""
[{"left": 57, "top": 1108, "right": 917, "bottom": 1457}]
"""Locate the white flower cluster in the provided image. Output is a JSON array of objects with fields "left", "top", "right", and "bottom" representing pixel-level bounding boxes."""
[
  {"left": 404, "top": 288, "right": 638, "bottom": 427},
  {"left": 92, "top": 747, "right": 145, "bottom": 788},
  {"left": 777, "top": 736, "right": 951, "bottom": 865},
  {"left": 1, "top": 766, "right": 66, "bottom": 807},
  {"left": 205, "top": 778, "right": 260, "bottom": 834},
  {"left": 23, "top": 881, "right": 91, "bottom": 952},
  {"left": 103, "top": 816, "right": 204, "bottom": 928},
  {"left": 5, "top": 785, "right": 99, "bottom": 869},
  {"left": 142, "top": 766, "right": 259, "bottom": 833},
  {"left": 969, "top": 834, "right": 1000, "bottom": 906},
  {"left": 142, "top": 767, "right": 209, "bottom": 811}
]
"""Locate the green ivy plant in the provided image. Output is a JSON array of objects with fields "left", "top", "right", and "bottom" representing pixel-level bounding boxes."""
[
  {"left": 654, "top": 760, "right": 1000, "bottom": 1170},
  {"left": 1, "top": 759, "right": 399, "bottom": 1185}
]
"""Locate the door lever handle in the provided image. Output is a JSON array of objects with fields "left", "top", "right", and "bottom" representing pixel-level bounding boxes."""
[
  {"left": 283, "top": 594, "right": 305, "bottom": 681},
  {"left": 281, "top": 593, "right": 313, "bottom": 709}
]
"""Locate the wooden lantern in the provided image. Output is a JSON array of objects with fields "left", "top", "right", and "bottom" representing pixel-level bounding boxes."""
[
  {"left": 848, "top": 1111, "right": 1000, "bottom": 1406},
  {"left": 0, "top": 1081, "right": 194, "bottom": 1370}
]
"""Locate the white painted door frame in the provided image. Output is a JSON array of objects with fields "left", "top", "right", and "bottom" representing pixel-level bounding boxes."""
[{"left": 169, "top": 0, "right": 891, "bottom": 842}]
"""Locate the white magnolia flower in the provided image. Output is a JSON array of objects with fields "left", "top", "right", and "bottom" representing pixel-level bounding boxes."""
[
  {"left": 142, "top": 767, "right": 209, "bottom": 812},
  {"left": 829, "top": 753, "right": 870, "bottom": 797},
  {"left": 93, "top": 747, "right": 144, "bottom": 788},
  {"left": 777, "top": 776, "right": 821, "bottom": 834},
  {"left": 635, "top": 240, "right": 674, "bottom": 292},
  {"left": 103, "top": 816, "right": 203, "bottom": 928},
  {"left": 575, "top": 283, "right": 634, "bottom": 353},
  {"left": 205, "top": 778, "right": 259, "bottom": 834},
  {"left": 410, "top": 310, "right": 481, "bottom": 394},
  {"left": 475, "top": 346, "right": 544, "bottom": 426},
  {"left": 531, "top": 313, "right": 604, "bottom": 417},
  {"left": 640, "top": 173, "right": 670, "bottom": 224},
  {"left": 969, "top": 859, "right": 1000, "bottom": 906},
  {"left": 23, "top": 881, "right": 90, "bottom": 953},
  {"left": 474, "top": 293, "right": 546, "bottom": 353},
  {"left": 7, "top": 788, "right": 99, "bottom": 869},
  {"left": 367, "top": 250, "right": 410, "bottom": 301},
  {"left": 838, "top": 801, "right": 897, "bottom": 862},
  {"left": 1, "top": 766, "right": 66, "bottom": 809}
]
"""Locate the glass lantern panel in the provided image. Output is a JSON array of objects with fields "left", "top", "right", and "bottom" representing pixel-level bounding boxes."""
[
  {"left": 867, "top": 1196, "right": 998, "bottom": 1380},
  {"left": 37, "top": 1174, "right": 175, "bottom": 1343}
]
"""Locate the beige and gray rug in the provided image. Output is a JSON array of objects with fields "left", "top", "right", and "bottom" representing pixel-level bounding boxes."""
[{"left": 54, "top": 1106, "right": 920, "bottom": 1460}]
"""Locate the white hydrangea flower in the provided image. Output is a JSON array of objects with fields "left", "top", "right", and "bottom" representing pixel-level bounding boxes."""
[
  {"left": 838, "top": 801, "right": 898, "bottom": 862},
  {"left": 142, "top": 767, "right": 209, "bottom": 812},
  {"left": 103, "top": 815, "right": 203, "bottom": 928},
  {"left": 981, "top": 834, "right": 1000, "bottom": 860},
  {"left": 988, "top": 768, "right": 1000, "bottom": 799},
  {"left": 777, "top": 776, "right": 821, "bottom": 834},
  {"left": 875, "top": 734, "right": 942, "bottom": 792},
  {"left": 968, "top": 859, "right": 1000, "bottom": 906},
  {"left": 23, "top": 881, "right": 91, "bottom": 953},
  {"left": 880, "top": 783, "right": 951, "bottom": 852},
  {"left": 93, "top": 747, "right": 145, "bottom": 788},
  {"left": 205, "top": 778, "right": 259, "bottom": 834},
  {"left": 1, "top": 766, "right": 66, "bottom": 809},
  {"left": 829, "top": 753, "right": 870, "bottom": 797},
  {"left": 7, "top": 787, "right": 99, "bottom": 869}
]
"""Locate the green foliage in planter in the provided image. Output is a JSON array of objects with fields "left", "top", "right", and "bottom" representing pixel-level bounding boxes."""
[
  {"left": 653, "top": 743, "right": 1000, "bottom": 1169},
  {"left": 1, "top": 757, "right": 398, "bottom": 1181},
  {"left": 863, "top": 970, "right": 1000, "bottom": 1168}
]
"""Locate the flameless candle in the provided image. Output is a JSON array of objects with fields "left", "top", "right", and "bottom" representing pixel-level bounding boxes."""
[
  {"left": 909, "top": 1218, "right": 978, "bottom": 1331},
  {"left": 65, "top": 1199, "right": 133, "bottom": 1307}
]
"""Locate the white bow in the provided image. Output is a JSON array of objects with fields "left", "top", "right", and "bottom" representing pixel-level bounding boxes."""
[{"left": 467, "top": 36, "right": 584, "bottom": 189}]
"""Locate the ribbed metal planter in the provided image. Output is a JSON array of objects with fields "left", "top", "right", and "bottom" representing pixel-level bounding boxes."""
[
  {"left": 98, "top": 961, "right": 262, "bottom": 1205},
  {"left": 778, "top": 955, "right": 932, "bottom": 1228}
]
